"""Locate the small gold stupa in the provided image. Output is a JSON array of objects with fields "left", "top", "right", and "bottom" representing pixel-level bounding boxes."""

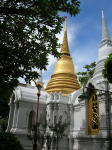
[{"left": 46, "top": 19, "right": 80, "bottom": 95}]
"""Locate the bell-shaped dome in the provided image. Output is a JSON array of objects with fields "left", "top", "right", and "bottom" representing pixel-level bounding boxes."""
[{"left": 46, "top": 20, "right": 80, "bottom": 95}]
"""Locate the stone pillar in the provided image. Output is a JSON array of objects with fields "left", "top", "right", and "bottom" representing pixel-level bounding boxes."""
[
  {"left": 47, "top": 102, "right": 54, "bottom": 127},
  {"left": 73, "top": 138, "right": 79, "bottom": 150},
  {"left": 53, "top": 102, "right": 58, "bottom": 124},
  {"left": 12, "top": 102, "right": 18, "bottom": 129},
  {"left": 7, "top": 101, "right": 15, "bottom": 131},
  {"left": 15, "top": 101, "right": 20, "bottom": 129},
  {"left": 68, "top": 136, "right": 73, "bottom": 150},
  {"left": 70, "top": 104, "right": 74, "bottom": 130}
]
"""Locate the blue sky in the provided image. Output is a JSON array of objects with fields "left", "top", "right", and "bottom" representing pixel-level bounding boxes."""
[{"left": 43, "top": 0, "right": 112, "bottom": 85}]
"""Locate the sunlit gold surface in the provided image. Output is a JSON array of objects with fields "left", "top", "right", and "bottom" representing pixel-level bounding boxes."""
[
  {"left": 87, "top": 93, "right": 99, "bottom": 135},
  {"left": 46, "top": 73, "right": 80, "bottom": 95},
  {"left": 46, "top": 24, "right": 80, "bottom": 95},
  {"left": 60, "top": 31, "right": 69, "bottom": 55},
  {"left": 54, "top": 55, "right": 74, "bottom": 74}
]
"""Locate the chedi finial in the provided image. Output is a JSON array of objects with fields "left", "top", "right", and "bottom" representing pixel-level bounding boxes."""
[
  {"left": 61, "top": 16, "right": 70, "bottom": 55},
  {"left": 101, "top": 10, "right": 110, "bottom": 41}
]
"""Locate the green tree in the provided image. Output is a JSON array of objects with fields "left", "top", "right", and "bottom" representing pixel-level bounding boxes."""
[
  {"left": 0, "top": 132, "right": 24, "bottom": 150},
  {"left": 0, "top": 0, "right": 80, "bottom": 118},
  {"left": 0, "top": 118, "right": 8, "bottom": 132},
  {"left": 77, "top": 61, "right": 96, "bottom": 86},
  {"left": 103, "top": 53, "right": 112, "bottom": 83}
]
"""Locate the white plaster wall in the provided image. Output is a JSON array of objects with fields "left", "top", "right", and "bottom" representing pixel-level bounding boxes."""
[
  {"left": 80, "top": 101, "right": 86, "bottom": 128},
  {"left": 7, "top": 102, "right": 15, "bottom": 131},
  {"left": 99, "top": 45, "right": 112, "bottom": 61},
  {"left": 73, "top": 104, "right": 81, "bottom": 132}
]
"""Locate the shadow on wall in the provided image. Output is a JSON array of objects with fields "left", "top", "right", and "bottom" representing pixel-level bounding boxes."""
[{"left": 76, "top": 119, "right": 108, "bottom": 150}]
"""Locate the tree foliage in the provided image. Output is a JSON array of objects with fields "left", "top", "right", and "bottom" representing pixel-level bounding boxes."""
[
  {"left": 0, "top": 132, "right": 24, "bottom": 150},
  {"left": 0, "top": 118, "right": 8, "bottom": 131},
  {"left": 0, "top": 0, "right": 80, "bottom": 118},
  {"left": 77, "top": 62, "right": 96, "bottom": 86},
  {"left": 0, "top": 0, "right": 80, "bottom": 85},
  {"left": 103, "top": 53, "right": 112, "bottom": 83}
]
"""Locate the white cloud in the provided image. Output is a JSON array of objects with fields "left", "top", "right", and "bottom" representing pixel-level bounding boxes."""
[
  {"left": 56, "top": 22, "right": 79, "bottom": 48},
  {"left": 68, "top": 23, "right": 79, "bottom": 44},
  {"left": 72, "top": 43, "right": 98, "bottom": 72},
  {"left": 42, "top": 55, "right": 56, "bottom": 85},
  {"left": 56, "top": 30, "right": 63, "bottom": 45},
  {"left": 47, "top": 55, "right": 56, "bottom": 70}
]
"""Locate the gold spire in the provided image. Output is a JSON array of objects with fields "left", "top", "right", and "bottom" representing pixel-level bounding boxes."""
[
  {"left": 46, "top": 18, "right": 80, "bottom": 95},
  {"left": 61, "top": 18, "right": 70, "bottom": 55}
]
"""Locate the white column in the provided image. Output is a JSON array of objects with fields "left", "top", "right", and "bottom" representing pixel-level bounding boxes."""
[
  {"left": 7, "top": 102, "right": 15, "bottom": 131},
  {"left": 73, "top": 139, "right": 79, "bottom": 150},
  {"left": 12, "top": 103, "right": 17, "bottom": 129},
  {"left": 68, "top": 136, "right": 73, "bottom": 150}
]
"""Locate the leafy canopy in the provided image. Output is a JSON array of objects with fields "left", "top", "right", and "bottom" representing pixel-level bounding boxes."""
[
  {"left": 0, "top": 0, "right": 80, "bottom": 118},
  {"left": 77, "top": 62, "right": 96, "bottom": 86},
  {"left": 0, "top": 132, "right": 24, "bottom": 150},
  {"left": 0, "top": 0, "right": 80, "bottom": 85},
  {"left": 103, "top": 53, "right": 112, "bottom": 83}
]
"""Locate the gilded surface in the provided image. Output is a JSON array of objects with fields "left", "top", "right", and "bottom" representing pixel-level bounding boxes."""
[
  {"left": 60, "top": 31, "right": 70, "bottom": 55},
  {"left": 87, "top": 93, "right": 99, "bottom": 135},
  {"left": 53, "top": 55, "right": 75, "bottom": 74},
  {"left": 46, "top": 25, "right": 80, "bottom": 95}
]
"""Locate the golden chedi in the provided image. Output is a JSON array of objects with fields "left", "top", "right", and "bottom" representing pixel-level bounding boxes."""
[{"left": 46, "top": 20, "right": 80, "bottom": 95}]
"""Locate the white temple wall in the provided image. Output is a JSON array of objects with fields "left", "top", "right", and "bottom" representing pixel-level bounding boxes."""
[
  {"left": 7, "top": 101, "right": 15, "bottom": 131},
  {"left": 73, "top": 104, "right": 80, "bottom": 131},
  {"left": 17, "top": 101, "right": 28, "bottom": 129},
  {"left": 12, "top": 103, "right": 19, "bottom": 129},
  {"left": 99, "top": 102, "right": 107, "bottom": 138},
  {"left": 72, "top": 98, "right": 110, "bottom": 150},
  {"left": 98, "top": 45, "right": 112, "bottom": 60}
]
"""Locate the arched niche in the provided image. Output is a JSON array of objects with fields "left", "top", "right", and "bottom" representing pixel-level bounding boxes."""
[{"left": 28, "top": 110, "right": 35, "bottom": 133}]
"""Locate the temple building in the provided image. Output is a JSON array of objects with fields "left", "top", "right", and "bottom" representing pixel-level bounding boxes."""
[{"left": 7, "top": 11, "right": 112, "bottom": 150}]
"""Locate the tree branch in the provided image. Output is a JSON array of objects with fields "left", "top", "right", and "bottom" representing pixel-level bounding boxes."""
[{"left": 0, "top": 7, "right": 37, "bottom": 15}]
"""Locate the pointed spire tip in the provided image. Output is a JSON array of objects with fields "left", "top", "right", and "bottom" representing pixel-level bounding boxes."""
[
  {"left": 61, "top": 16, "right": 70, "bottom": 55},
  {"left": 101, "top": 9, "right": 110, "bottom": 42},
  {"left": 102, "top": 9, "right": 104, "bottom": 18},
  {"left": 64, "top": 16, "right": 67, "bottom": 32}
]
